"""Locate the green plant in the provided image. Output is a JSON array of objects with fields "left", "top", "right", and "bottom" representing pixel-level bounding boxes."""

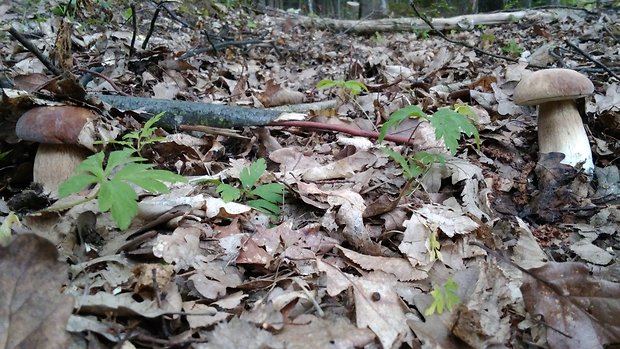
[
  {"left": 425, "top": 277, "right": 459, "bottom": 315},
  {"left": 121, "top": 7, "right": 133, "bottom": 21},
  {"left": 52, "top": 0, "right": 78, "bottom": 18},
  {"left": 383, "top": 150, "right": 445, "bottom": 181},
  {"left": 216, "top": 158, "right": 286, "bottom": 215},
  {"left": 58, "top": 149, "right": 186, "bottom": 230},
  {"left": 378, "top": 104, "right": 479, "bottom": 187},
  {"left": 415, "top": 29, "right": 430, "bottom": 39},
  {"left": 104, "top": 112, "right": 167, "bottom": 154},
  {"left": 59, "top": 113, "right": 184, "bottom": 230},
  {"left": 316, "top": 79, "right": 369, "bottom": 98},
  {"left": 502, "top": 39, "right": 523, "bottom": 56},
  {"left": 480, "top": 32, "right": 496, "bottom": 43},
  {"left": 378, "top": 104, "right": 480, "bottom": 156}
]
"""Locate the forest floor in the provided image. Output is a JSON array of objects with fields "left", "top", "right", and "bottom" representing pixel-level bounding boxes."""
[{"left": 0, "top": 1, "right": 619, "bottom": 348}]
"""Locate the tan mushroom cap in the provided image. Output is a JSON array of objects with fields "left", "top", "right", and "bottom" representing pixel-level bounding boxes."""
[
  {"left": 513, "top": 68, "right": 594, "bottom": 106},
  {"left": 15, "top": 106, "right": 95, "bottom": 144}
]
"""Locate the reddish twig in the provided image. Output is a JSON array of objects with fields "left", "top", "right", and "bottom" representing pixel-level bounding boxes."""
[{"left": 268, "top": 120, "right": 415, "bottom": 145}]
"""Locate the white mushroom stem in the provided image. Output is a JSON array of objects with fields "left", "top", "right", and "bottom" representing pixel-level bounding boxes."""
[
  {"left": 33, "top": 144, "right": 91, "bottom": 197},
  {"left": 538, "top": 100, "right": 594, "bottom": 173}
]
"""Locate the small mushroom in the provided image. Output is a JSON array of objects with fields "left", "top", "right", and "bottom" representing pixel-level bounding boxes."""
[
  {"left": 15, "top": 106, "right": 98, "bottom": 196},
  {"left": 513, "top": 68, "right": 595, "bottom": 173}
]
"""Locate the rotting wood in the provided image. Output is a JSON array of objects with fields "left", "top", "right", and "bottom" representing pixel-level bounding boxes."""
[
  {"left": 287, "top": 9, "right": 573, "bottom": 34},
  {"left": 96, "top": 94, "right": 299, "bottom": 129}
]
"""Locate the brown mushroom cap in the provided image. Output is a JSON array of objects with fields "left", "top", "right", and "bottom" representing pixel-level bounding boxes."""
[
  {"left": 513, "top": 68, "right": 594, "bottom": 106},
  {"left": 15, "top": 106, "right": 96, "bottom": 144}
]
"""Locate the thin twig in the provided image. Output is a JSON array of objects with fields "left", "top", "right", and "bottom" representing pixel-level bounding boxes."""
[
  {"left": 268, "top": 120, "right": 416, "bottom": 145},
  {"left": 142, "top": 5, "right": 161, "bottom": 49},
  {"left": 8, "top": 27, "right": 63, "bottom": 75},
  {"left": 564, "top": 40, "right": 620, "bottom": 81},
  {"left": 129, "top": 3, "right": 137, "bottom": 56}
]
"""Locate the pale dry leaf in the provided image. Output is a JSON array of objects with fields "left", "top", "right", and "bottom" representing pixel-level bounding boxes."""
[
  {"left": 400, "top": 213, "right": 433, "bottom": 267},
  {"left": 570, "top": 239, "right": 614, "bottom": 265},
  {"left": 183, "top": 301, "right": 229, "bottom": 328},
  {"left": 317, "top": 258, "right": 356, "bottom": 297},
  {"left": 205, "top": 197, "right": 252, "bottom": 218},
  {"left": 153, "top": 224, "right": 205, "bottom": 271},
  {"left": 75, "top": 288, "right": 180, "bottom": 318},
  {"left": 196, "top": 318, "right": 280, "bottom": 349},
  {"left": 417, "top": 204, "right": 479, "bottom": 238},
  {"left": 451, "top": 263, "right": 512, "bottom": 348},
  {"left": 275, "top": 314, "right": 375, "bottom": 349},
  {"left": 354, "top": 271, "right": 413, "bottom": 349},
  {"left": 338, "top": 246, "right": 428, "bottom": 281},
  {"left": 512, "top": 217, "right": 548, "bottom": 269}
]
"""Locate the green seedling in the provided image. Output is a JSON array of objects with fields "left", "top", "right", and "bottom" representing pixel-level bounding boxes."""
[
  {"left": 378, "top": 104, "right": 479, "bottom": 185},
  {"left": 416, "top": 29, "right": 430, "bottom": 39},
  {"left": 216, "top": 158, "right": 286, "bottom": 216},
  {"left": 59, "top": 149, "right": 185, "bottom": 230},
  {"left": 105, "top": 112, "right": 167, "bottom": 154},
  {"left": 502, "top": 39, "right": 524, "bottom": 56},
  {"left": 425, "top": 277, "right": 460, "bottom": 315},
  {"left": 316, "top": 79, "right": 369, "bottom": 98},
  {"left": 52, "top": 0, "right": 78, "bottom": 18},
  {"left": 480, "top": 32, "right": 496, "bottom": 43},
  {"left": 378, "top": 104, "right": 480, "bottom": 156}
]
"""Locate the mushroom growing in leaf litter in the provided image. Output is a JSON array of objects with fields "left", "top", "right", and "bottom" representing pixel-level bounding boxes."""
[
  {"left": 513, "top": 68, "right": 595, "bottom": 174},
  {"left": 15, "top": 105, "right": 98, "bottom": 197}
]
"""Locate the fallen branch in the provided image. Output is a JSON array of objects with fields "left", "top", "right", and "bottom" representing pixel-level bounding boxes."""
[
  {"left": 96, "top": 94, "right": 289, "bottom": 128},
  {"left": 97, "top": 94, "right": 414, "bottom": 145},
  {"left": 287, "top": 9, "right": 564, "bottom": 34}
]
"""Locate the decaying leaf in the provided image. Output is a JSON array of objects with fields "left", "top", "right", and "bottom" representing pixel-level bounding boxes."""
[
  {"left": 521, "top": 262, "right": 620, "bottom": 348},
  {"left": 0, "top": 234, "right": 74, "bottom": 349}
]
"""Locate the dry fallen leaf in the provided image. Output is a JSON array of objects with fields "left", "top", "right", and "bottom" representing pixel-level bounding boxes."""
[
  {"left": 521, "top": 262, "right": 620, "bottom": 349},
  {"left": 0, "top": 234, "right": 74, "bottom": 349}
]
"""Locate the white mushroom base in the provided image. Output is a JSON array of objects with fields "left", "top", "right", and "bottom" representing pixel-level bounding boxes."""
[
  {"left": 33, "top": 144, "right": 90, "bottom": 197},
  {"left": 537, "top": 100, "right": 594, "bottom": 174}
]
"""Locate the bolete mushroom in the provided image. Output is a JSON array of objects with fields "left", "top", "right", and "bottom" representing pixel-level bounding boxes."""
[
  {"left": 15, "top": 105, "right": 98, "bottom": 196},
  {"left": 513, "top": 68, "right": 595, "bottom": 173}
]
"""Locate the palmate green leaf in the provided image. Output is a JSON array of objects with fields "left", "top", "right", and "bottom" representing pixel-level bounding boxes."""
[
  {"left": 316, "top": 79, "right": 342, "bottom": 90},
  {"left": 247, "top": 198, "right": 281, "bottom": 215},
  {"left": 251, "top": 183, "right": 285, "bottom": 204},
  {"left": 444, "top": 277, "right": 460, "bottom": 310},
  {"left": 104, "top": 149, "right": 145, "bottom": 176},
  {"left": 217, "top": 183, "right": 241, "bottom": 202},
  {"left": 425, "top": 288, "right": 445, "bottom": 316},
  {"left": 378, "top": 105, "right": 428, "bottom": 143},
  {"left": 429, "top": 108, "right": 480, "bottom": 155},
  {"left": 424, "top": 278, "right": 460, "bottom": 316},
  {"left": 74, "top": 151, "right": 106, "bottom": 179},
  {"left": 140, "top": 112, "right": 165, "bottom": 138},
  {"left": 58, "top": 174, "right": 100, "bottom": 197},
  {"left": 343, "top": 80, "right": 368, "bottom": 96},
  {"left": 240, "top": 158, "right": 266, "bottom": 189},
  {"left": 98, "top": 180, "right": 138, "bottom": 230},
  {"left": 412, "top": 151, "right": 446, "bottom": 167},
  {"left": 114, "top": 164, "right": 185, "bottom": 193},
  {"left": 383, "top": 148, "right": 414, "bottom": 179}
]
